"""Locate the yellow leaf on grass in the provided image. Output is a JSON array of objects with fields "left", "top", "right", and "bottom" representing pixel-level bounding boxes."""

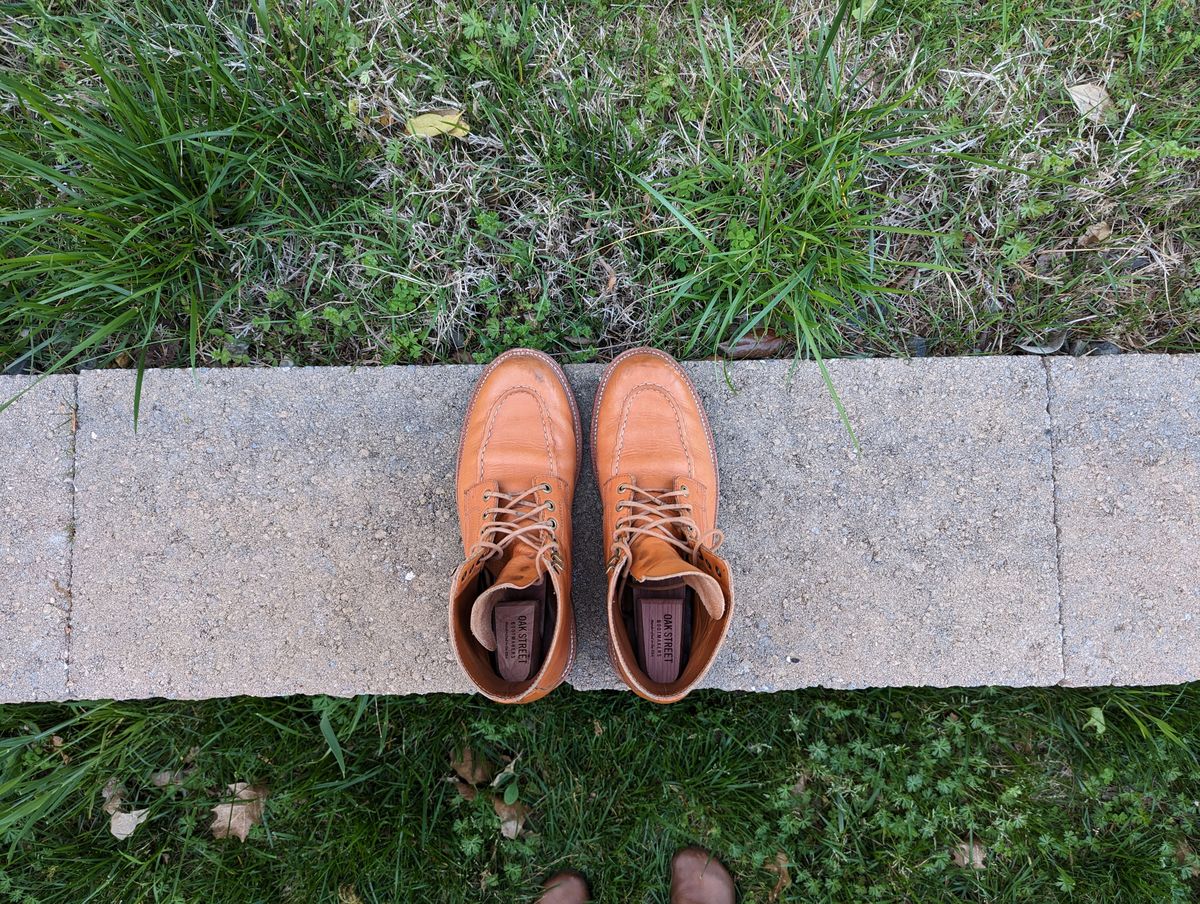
[
  {"left": 1067, "top": 83, "right": 1114, "bottom": 123},
  {"left": 405, "top": 109, "right": 469, "bottom": 139},
  {"left": 852, "top": 0, "right": 878, "bottom": 22}
]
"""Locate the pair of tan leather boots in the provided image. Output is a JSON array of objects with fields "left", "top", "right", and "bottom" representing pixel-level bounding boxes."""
[{"left": 449, "top": 347, "right": 734, "bottom": 704}]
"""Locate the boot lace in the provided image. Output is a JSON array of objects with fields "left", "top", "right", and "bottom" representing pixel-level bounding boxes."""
[
  {"left": 610, "top": 481, "right": 724, "bottom": 568},
  {"left": 471, "top": 484, "right": 562, "bottom": 572}
]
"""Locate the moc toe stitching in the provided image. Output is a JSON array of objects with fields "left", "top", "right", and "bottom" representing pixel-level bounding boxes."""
[
  {"left": 612, "top": 383, "right": 695, "bottom": 479},
  {"left": 478, "top": 385, "right": 558, "bottom": 480}
]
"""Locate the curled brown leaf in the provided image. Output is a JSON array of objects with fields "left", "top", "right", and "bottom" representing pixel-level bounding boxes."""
[
  {"left": 718, "top": 329, "right": 789, "bottom": 360},
  {"left": 492, "top": 796, "right": 529, "bottom": 840},
  {"left": 765, "top": 851, "right": 791, "bottom": 902},
  {"left": 451, "top": 746, "right": 495, "bottom": 787},
  {"left": 210, "top": 782, "right": 268, "bottom": 842},
  {"left": 1078, "top": 221, "right": 1112, "bottom": 248}
]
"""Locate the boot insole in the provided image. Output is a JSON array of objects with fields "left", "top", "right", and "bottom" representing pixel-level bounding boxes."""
[
  {"left": 492, "top": 597, "right": 545, "bottom": 682},
  {"left": 632, "top": 579, "right": 690, "bottom": 683}
]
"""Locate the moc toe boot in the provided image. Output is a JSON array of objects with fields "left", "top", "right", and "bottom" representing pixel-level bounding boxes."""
[
  {"left": 591, "top": 347, "right": 733, "bottom": 704},
  {"left": 450, "top": 348, "right": 581, "bottom": 703},
  {"left": 670, "top": 848, "right": 736, "bottom": 904}
]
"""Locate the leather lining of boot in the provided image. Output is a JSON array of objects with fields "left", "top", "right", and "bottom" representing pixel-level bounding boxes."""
[
  {"left": 624, "top": 577, "right": 693, "bottom": 684},
  {"left": 476, "top": 572, "right": 556, "bottom": 682}
]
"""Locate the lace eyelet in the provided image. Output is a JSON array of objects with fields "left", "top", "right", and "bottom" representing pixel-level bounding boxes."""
[
  {"left": 545, "top": 500, "right": 555, "bottom": 511},
  {"left": 541, "top": 482, "right": 552, "bottom": 492},
  {"left": 615, "top": 502, "right": 627, "bottom": 512},
  {"left": 547, "top": 518, "right": 558, "bottom": 529},
  {"left": 617, "top": 483, "right": 628, "bottom": 493},
  {"left": 482, "top": 491, "right": 491, "bottom": 500},
  {"left": 679, "top": 483, "right": 689, "bottom": 494}
]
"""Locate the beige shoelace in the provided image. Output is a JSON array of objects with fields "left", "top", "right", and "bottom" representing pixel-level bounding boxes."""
[
  {"left": 471, "top": 484, "right": 562, "bottom": 572},
  {"left": 609, "top": 481, "right": 724, "bottom": 568}
]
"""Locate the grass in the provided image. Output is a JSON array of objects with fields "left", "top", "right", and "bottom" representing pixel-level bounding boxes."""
[
  {"left": 2, "top": 0, "right": 1198, "bottom": 384},
  {"left": 2, "top": 686, "right": 1199, "bottom": 902},
  {"left": 2, "top": 1, "right": 1200, "bottom": 900}
]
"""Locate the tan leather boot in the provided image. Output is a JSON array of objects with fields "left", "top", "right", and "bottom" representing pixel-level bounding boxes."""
[
  {"left": 591, "top": 348, "right": 733, "bottom": 703},
  {"left": 670, "top": 848, "right": 736, "bottom": 904},
  {"left": 536, "top": 871, "right": 590, "bottom": 903},
  {"left": 450, "top": 349, "right": 581, "bottom": 703}
]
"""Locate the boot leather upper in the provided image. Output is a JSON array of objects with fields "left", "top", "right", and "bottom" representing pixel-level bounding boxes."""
[
  {"left": 451, "top": 349, "right": 579, "bottom": 703},
  {"left": 670, "top": 848, "right": 736, "bottom": 904},
  {"left": 592, "top": 348, "right": 733, "bottom": 703}
]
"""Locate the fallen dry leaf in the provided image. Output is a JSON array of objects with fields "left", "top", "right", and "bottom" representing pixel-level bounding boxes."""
[
  {"left": 109, "top": 808, "right": 148, "bottom": 841},
  {"left": 451, "top": 746, "right": 495, "bottom": 787},
  {"left": 101, "top": 777, "right": 126, "bottom": 815},
  {"left": 210, "top": 782, "right": 268, "bottom": 842},
  {"left": 1078, "top": 221, "right": 1112, "bottom": 248},
  {"left": 1177, "top": 840, "right": 1198, "bottom": 878},
  {"left": 765, "top": 852, "right": 792, "bottom": 902},
  {"left": 1016, "top": 328, "right": 1068, "bottom": 356},
  {"left": 50, "top": 735, "right": 69, "bottom": 764},
  {"left": 952, "top": 840, "right": 987, "bottom": 870},
  {"left": 598, "top": 258, "right": 617, "bottom": 296},
  {"left": 492, "top": 797, "right": 529, "bottom": 840},
  {"left": 718, "top": 329, "right": 789, "bottom": 360},
  {"left": 490, "top": 756, "right": 519, "bottom": 790},
  {"left": 450, "top": 779, "right": 478, "bottom": 801},
  {"left": 151, "top": 766, "right": 195, "bottom": 788},
  {"left": 404, "top": 109, "right": 469, "bottom": 139},
  {"left": 1067, "top": 82, "right": 1114, "bottom": 123}
]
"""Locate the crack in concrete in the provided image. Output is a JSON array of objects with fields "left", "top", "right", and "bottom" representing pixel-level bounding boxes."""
[
  {"left": 1042, "top": 358, "right": 1068, "bottom": 685},
  {"left": 63, "top": 376, "right": 79, "bottom": 694}
]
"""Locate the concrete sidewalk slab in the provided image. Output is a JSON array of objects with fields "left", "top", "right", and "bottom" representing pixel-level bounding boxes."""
[
  {"left": 66, "top": 358, "right": 1063, "bottom": 700},
  {"left": 673, "top": 357, "right": 1061, "bottom": 690},
  {"left": 1051, "top": 357, "right": 1200, "bottom": 686},
  {"left": 0, "top": 376, "right": 75, "bottom": 702},
  {"left": 70, "top": 367, "right": 478, "bottom": 699}
]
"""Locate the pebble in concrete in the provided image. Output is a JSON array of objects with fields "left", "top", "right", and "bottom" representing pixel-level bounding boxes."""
[
  {"left": 69, "top": 358, "right": 1063, "bottom": 700},
  {"left": 0, "top": 376, "right": 75, "bottom": 702},
  {"left": 1051, "top": 356, "right": 1200, "bottom": 686}
]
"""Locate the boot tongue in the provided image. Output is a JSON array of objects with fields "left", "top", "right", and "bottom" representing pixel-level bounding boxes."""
[
  {"left": 470, "top": 547, "right": 544, "bottom": 651},
  {"left": 628, "top": 537, "right": 726, "bottom": 619}
]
